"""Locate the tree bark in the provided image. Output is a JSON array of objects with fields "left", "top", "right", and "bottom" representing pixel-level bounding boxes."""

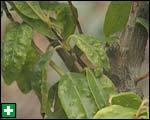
[{"left": 104, "top": 2, "right": 149, "bottom": 98}]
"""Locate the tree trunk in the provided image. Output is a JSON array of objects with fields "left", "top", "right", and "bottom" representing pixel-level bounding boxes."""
[{"left": 104, "top": 2, "right": 149, "bottom": 98}]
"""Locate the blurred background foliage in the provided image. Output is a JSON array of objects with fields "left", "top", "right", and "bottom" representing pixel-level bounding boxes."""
[{"left": 1, "top": 1, "right": 149, "bottom": 119}]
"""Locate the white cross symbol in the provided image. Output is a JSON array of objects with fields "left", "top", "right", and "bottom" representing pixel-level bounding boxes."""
[{"left": 4, "top": 106, "right": 13, "bottom": 115}]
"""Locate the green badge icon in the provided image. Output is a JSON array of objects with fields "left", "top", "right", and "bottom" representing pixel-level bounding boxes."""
[{"left": 1, "top": 103, "right": 16, "bottom": 118}]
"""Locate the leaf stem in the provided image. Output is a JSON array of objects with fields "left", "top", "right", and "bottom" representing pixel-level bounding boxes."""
[
  {"left": 68, "top": 1, "right": 87, "bottom": 68},
  {"left": 135, "top": 98, "right": 149, "bottom": 118},
  {"left": 32, "top": 40, "right": 64, "bottom": 76},
  {"left": 51, "top": 28, "right": 64, "bottom": 43},
  {"left": 68, "top": 1, "right": 83, "bottom": 34},
  {"left": 47, "top": 30, "right": 84, "bottom": 72},
  {"left": 2, "top": 1, "right": 14, "bottom": 22},
  {"left": 49, "top": 61, "right": 64, "bottom": 76}
]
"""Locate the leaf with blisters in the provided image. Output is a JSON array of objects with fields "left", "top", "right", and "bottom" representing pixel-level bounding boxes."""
[
  {"left": 13, "top": 1, "right": 39, "bottom": 19},
  {"left": 67, "top": 34, "right": 110, "bottom": 74},
  {"left": 57, "top": 4, "right": 77, "bottom": 39},
  {"left": 1, "top": 22, "right": 32, "bottom": 85},
  {"left": 39, "top": 1, "right": 63, "bottom": 11},
  {"left": 9, "top": 2, "right": 56, "bottom": 39},
  {"left": 50, "top": 17, "right": 63, "bottom": 35},
  {"left": 103, "top": 1, "right": 131, "bottom": 36},
  {"left": 58, "top": 72, "right": 98, "bottom": 119},
  {"left": 20, "top": 14, "right": 56, "bottom": 39},
  {"left": 40, "top": 1, "right": 77, "bottom": 39},
  {"left": 32, "top": 49, "right": 54, "bottom": 115},
  {"left": 104, "top": 36, "right": 119, "bottom": 45},
  {"left": 110, "top": 92, "right": 142, "bottom": 109},
  {"left": 98, "top": 73, "right": 117, "bottom": 99},
  {"left": 13, "top": 1, "right": 44, "bottom": 20},
  {"left": 93, "top": 105, "right": 137, "bottom": 119},
  {"left": 85, "top": 68, "right": 116, "bottom": 109},
  {"left": 16, "top": 47, "right": 39, "bottom": 94}
]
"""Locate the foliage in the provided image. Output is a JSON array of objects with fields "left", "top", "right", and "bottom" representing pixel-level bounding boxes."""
[
  {"left": 1, "top": 1, "right": 149, "bottom": 119},
  {"left": 136, "top": 17, "right": 149, "bottom": 34},
  {"left": 103, "top": 1, "right": 131, "bottom": 37}
]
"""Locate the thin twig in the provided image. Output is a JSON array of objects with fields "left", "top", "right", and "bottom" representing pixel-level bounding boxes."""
[
  {"left": 68, "top": 1, "right": 83, "bottom": 34},
  {"left": 47, "top": 37, "right": 80, "bottom": 72},
  {"left": 51, "top": 28, "right": 64, "bottom": 43},
  {"left": 49, "top": 5, "right": 85, "bottom": 71},
  {"left": 2, "top": 1, "right": 14, "bottom": 22},
  {"left": 50, "top": 28, "right": 86, "bottom": 70},
  {"left": 135, "top": 72, "right": 149, "bottom": 84},
  {"left": 68, "top": 1, "right": 87, "bottom": 68}
]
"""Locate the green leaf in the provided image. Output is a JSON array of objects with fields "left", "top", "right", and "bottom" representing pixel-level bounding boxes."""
[
  {"left": 110, "top": 92, "right": 142, "bottom": 109},
  {"left": 40, "top": 1, "right": 77, "bottom": 39},
  {"left": 47, "top": 84, "right": 67, "bottom": 119},
  {"left": 104, "top": 36, "right": 119, "bottom": 45},
  {"left": 67, "top": 34, "right": 110, "bottom": 75},
  {"left": 13, "top": 1, "right": 43, "bottom": 20},
  {"left": 136, "top": 17, "right": 149, "bottom": 34},
  {"left": 11, "top": 1, "right": 76, "bottom": 39},
  {"left": 9, "top": 2, "right": 56, "bottom": 39},
  {"left": 58, "top": 72, "right": 98, "bottom": 119},
  {"left": 103, "top": 1, "right": 131, "bottom": 36},
  {"left": 50, "top": 17, "right": 63, "bottom": 36},
  {"left": 16, "top": 47, "right": 39, "bottom": 94},
  {"left": 57, "top": 4, "right": 77, "bottom": 39},
  {"left": 39, "top": 1, "right": 51, "bottom": 11},
  {"left": 85, "top": 68, "right": 116, "bottom": 109},
  {"left": 98, "top": 72, "right": 117, "bottom": 99},
  {"left": 32, "top": 49, "right": 54, "bottom": 115},
  {"left": 1, "top": 22, "right": 32, "bottom": 85},
  {"left": 1, "top": 22, "right": 37, "bottom": 94},
  {"left": 39, "top": 1, "right": 63, "bottom": 11},
  {"left": 19, "top": 14, "right": 56, "bottom": 39},
  {"left": 93, "top": 105, "right": 137, "bottom": 119}
]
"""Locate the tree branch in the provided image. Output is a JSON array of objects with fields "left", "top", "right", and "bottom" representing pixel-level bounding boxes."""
[
  {"left": 50, "top": 27, "right": 86, "bottom": 71},
  {"left": 49, "top": 60, "right": 64, "bottom": 76},
  {"left": 135, "top": 72, "right": 149, "bottom": 84},
  {"left": 68, "top": 1, "right": 83, "bottom": 34},
  {"left": 47, "top": 37, "right": 81, "bottom": 72},
  {"left": 105, "top": 2, "right": 149, "bottom": 97},
  {"left": 2, "top": 1, "right": 14, "bottom": 22},
  {"left": 68, "top": 1, "right": 87, "bottom": 68},
  {"left": 51, "top": 28, "right": 64, "bottom": 43}
]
